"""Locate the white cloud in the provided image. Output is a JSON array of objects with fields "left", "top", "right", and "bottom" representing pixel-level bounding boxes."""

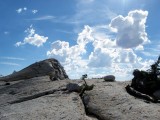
[
  {"left": 23, "top": 7, "right": 27, "bottom": 11},
  {"left": 47, "top": 40, "right": 85, "bottom": 63},
  {"left": 16, "top": 8, "right": 23, "bottom": 13},
  {"left": 77, "top": 25, "right": 94, "bottom": 46},
  {"left": 88, "top": 48, "right": 112, "bottom": 67},
  {"left": 16, "top": 7, "right": 27, "bottom": 13},
  {"left": 24, "top": 25, "right": 35, "bottom": 36},
  {"left": 0, "top": 62, "right": 20, "bottom": 66},
  {"left": 1, "top": 57, "right": 25, "bottom": 61},
  {"left": 87, "top": 30, "right": 116, "bottom": 67},
  {"left": 15, "top": 25, "right": 48, "bottom": 47},
  {"left": 15, "top": 42, "right": 24, "bottom": 47},
  {"left": 109, "top": 10, "right": 149, "bottom": 48},
  {"left": 16, "top": 7, "right": 39, "bottom": 15},
  {"left": 47, "top": 25, "right": 94, "bottom": 62},
  {"left": 135, "top": 45, "right": 144, "bottom": 51},
  {"left": 47, "top": 25, "right": 115, "bottom": 78},
  {"left": 47, "top": 39, "right": 89, "bottom": 79},
  {"left": 24, "top": 34, "right": 48, "bottom": 47},
  {"left": 114, "top": 49, "right": 139, "bottom": 63},
  {"left": 47, "top": 10, "right": 154, "bottom": 80},
  {"left": 47, "top": 40, "right": 70, "bottom": 63},
  {"left": 47, "top": 26, "right": 94, "bottom": 78},
  {"left": 32, "top": 9, "right": 38, "bottom": 14},
  {"left": 32, "top": 15, "right": 55, "bottom": 20}
]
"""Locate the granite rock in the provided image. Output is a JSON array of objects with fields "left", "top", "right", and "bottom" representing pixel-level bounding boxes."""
[
  {"left": 103, "top": 75, "right": 115, "bottom": 82},
  {"left": 0, "top": 58, "right": 68, "bottom": 82},
  {"left": 0, "top": 76, "right": 93, "bottom": 120}
]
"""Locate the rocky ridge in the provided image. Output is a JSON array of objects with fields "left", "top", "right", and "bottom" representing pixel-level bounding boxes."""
[{"left": 0, "top": 58, "right": 68, "bottom": 82}]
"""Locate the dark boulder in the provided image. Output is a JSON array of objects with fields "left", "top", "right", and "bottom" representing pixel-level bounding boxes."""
[
  {"left": 66, "top": 83, "right": 81, "bottom": 92},
  {"left": 103, "top": 75, "right": 115, "bottom": 82}
]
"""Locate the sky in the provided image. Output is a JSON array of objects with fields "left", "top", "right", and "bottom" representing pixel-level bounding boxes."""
[{"left": 0, "top": 0, "right": 160, "bottom": 80}]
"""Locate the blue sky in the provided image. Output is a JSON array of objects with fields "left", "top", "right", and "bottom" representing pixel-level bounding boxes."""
[{"left": 0, "top": 0, "right": 160, "bottom": 80}]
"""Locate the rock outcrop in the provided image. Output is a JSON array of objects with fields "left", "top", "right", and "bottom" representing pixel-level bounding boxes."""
[
  {"left": 0, "top": 76, "right": 95, "bottom": 120},
  {"left": 0, "top": 58, "right": 68, "bottom": 82},
  {"left": 83, "top": 80, "right": 160, "bottom": 120},
  {"left": 0, "top": 54, "right": 160, "bottom": 120},
  {"left": 1, "top": 71, "right": 160, "bottom": 119}
]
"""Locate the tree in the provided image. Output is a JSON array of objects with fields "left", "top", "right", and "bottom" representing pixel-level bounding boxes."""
[{"left": 130, "top": 55, "right": 160, "bottom": 95}]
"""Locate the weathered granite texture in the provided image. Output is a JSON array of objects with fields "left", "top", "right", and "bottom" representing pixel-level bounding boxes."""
[
  {"left": 84, "top": 79, "right": 160, "bottom": 120},
  {"left": 1, "top": 72, "right": 160, "bottom": 119},
  {"left": 0, "top": 76, "right": 94, "bottom": 120}
]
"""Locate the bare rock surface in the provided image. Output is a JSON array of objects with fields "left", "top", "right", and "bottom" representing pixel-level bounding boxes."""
[
  {"left": 0, "top": 76, "right": 67, "bottom": 106},
  {"left": 0, "top": 58, "right": 68, "bottom": 82},
  {"left": 0, "top": 76, "right": 93, "bottom": 120},
  {"left": 1, "top": 76, "right": 160, "bottom": 120},
  {"left": 0, "top": 92, "right": 88, "bottom": 120},
  {"left": 84, "top": 79, "right": 160, "bottom": 120}
]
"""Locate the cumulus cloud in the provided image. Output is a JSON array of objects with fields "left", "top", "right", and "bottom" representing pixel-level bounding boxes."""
[
  {"left": 47, "top": 26, "right": 94, "bottom": 78},
  {"left": 47, "top": 25, "right": 94, "bottom": 62},
  {"left": 47, "top": 40, "right": 85, "bottom": 63},
  {"left": 88, "top": 48, "right": 112, "bottom": 67},
  {"left": 47, "top": 24, "right": 148, "bottom": 79},
  {"left": 77, "top": 25, "right": 94, "bottom": 48},
  {"left": 109, "top": 10, "right": 149, "bottom": 48},
  {"left": 47, "top": 25, "right": 93, "bottom": 59},
  {"left": 47, "top": 25, "right": 113, "bottom": 78},
  {"left": 15, "top": 25, "right": 48, "bottom": 47},
  {"left": 47, "top": 10, "right": 153, "bottom": 80},
  {"left": 114, "top": 49, "right": 138, "bottom": 63},
  {"left": 47, "top": 40, "right": 70, "bottom": 62},
  {"left": 47, "top": 39, "right": 89, "bottom": 79},
  {"left": 87, "top": 31, "right": 116, "bottom": 67},
  {"left": 23, "top": 34, "right": 48, "bottom": 47}
]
